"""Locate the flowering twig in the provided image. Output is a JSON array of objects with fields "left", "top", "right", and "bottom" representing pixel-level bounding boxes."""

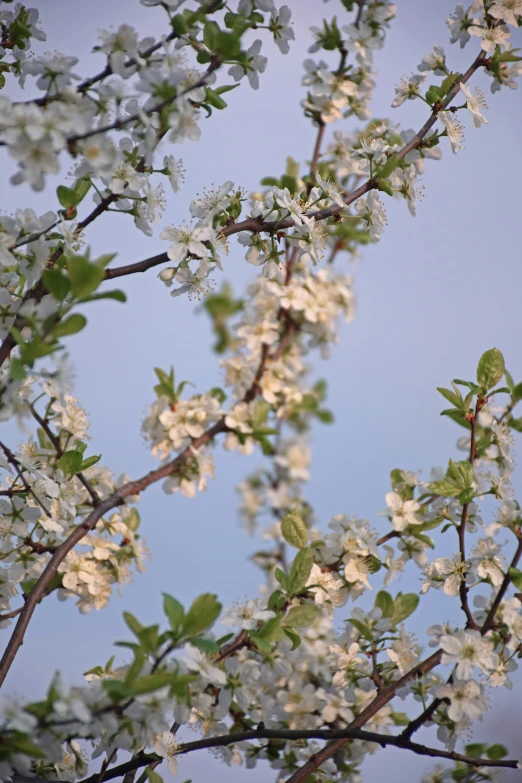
[
  {"left": 103, "top": 50, "right": 486, "bottom": 283},
  {"left": 0, "top": 300, "right": 300, "bottom": 686}
]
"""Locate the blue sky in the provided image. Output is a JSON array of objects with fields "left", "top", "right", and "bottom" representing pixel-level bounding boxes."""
[{"left": 1, "top": 1, "right": 522, "bottom": 780}]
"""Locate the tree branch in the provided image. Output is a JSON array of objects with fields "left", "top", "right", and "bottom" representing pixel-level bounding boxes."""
[
  {"left": 9, "top": 0, "right": 225, "bottom": 109},
  {"left": 284, "top": 650, "right": 444, "bottom": 783},
  {"left": 104, "top": 50, "right": 486, "bottom": 283},
  {"left": 0, "top": 302, "right": 299, "bottom": 686},
  {"left": 77, "top": 725, "right": 518, "bottom": 783}
]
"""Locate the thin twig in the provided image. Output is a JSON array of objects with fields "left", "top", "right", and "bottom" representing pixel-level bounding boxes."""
[
  {"left": 0, "top": 440, "right": 51, "bottom": 518},
  {"left": 0, "top": 307, "right": 299, "bottom": 687},
  {"left": 482, "top": 534, "right": 522, "bottom": 634},
  {"left": 29, "top": 404, "right": 101, "bottom": 508},
  {"left": 457, "top": 401, "right": 479, "bottom": 629}
]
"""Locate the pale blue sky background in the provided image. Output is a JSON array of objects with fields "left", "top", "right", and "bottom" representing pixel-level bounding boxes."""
[{"left": 1, "top": 0, "right": 522, "bottom": 780}]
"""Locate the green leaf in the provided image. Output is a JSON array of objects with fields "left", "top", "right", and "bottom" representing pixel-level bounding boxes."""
[
  {"left": 205, "top": 87, "right": 227, "bottom": 110},
  {"left": 203, "top": 20, "right": 220, "bottom": 51},
  {"left": 57, "top": 185, "right": 79, "bottom": 208},
  {"left": 391, "top": 711, "right": 410, "bottom": 726},
  {"left": 437, "top": 386, "right": 463, "bottom": 409},
  {"left": 66, "top": 254, "right": 105, "bottom": 298},
  {"left": 267, "top": 589, "right": 285, "bottom": 612},
  {"left": 43, "top": 269, "right": 70, "bottom": 300},
  {"left": 282, "top": 604, "right": 319, "bottom": 628},
  {"left": 392, "top": 593, "right": 419, "bottom": 624},
  {"left": 281, "top": 513, "right": 308, "bottom": 549},
  {"left": 4, "top": 731, "right": 46, "bottom": 758},
  {"left": 103, "top": 679, "right": 133, "bottom": 701},
  {"left": 216, "top": 31, "right": 240, "bottom": 58},
  {"left": 77, "top": 289, "right": 127, "bottom": 304},
  {"left": 425, "top": 85, "right": 441, "bottom": 105},
  {"left": 375, "top": 590, "right": 394, "bottom": 618},
  {"left": 486, "top": 744, "right": 507, "bottom": 760},
  {"left": 282, "top": 627, "right": 302, "bottom": 649},
  {"left": 209, "top": 386, "right": 227, "bottom": 403},
  {"left": 57, "top": 450, "right": 83, "bottom": 475},
  {"left": 50, "top": 313, "right": 87, "bottom": 338},
  {"left": 509, "top": 567, "right": 522, "bottom": 590},
  {"left": 288, "top": 548, "right": 314, "bottom": 595},
  {"left": 146, "top": 768, "right": 164, "bottom": 783},
  {"left": 185, "top": 636, "right": 219, "bottom": 653},
  {"left": 94, "top": 252, "right": 117, "bottom": 269},
  {"left": 132, "top": 672, "right": 175, "bottom": 695},
  {"left": 274, "top": 568, "right": 289, "bottom": 592},
  {"left": 9, "top": 357, "right": 26, "bottom": 381},
  {"left": 496, "top": 49, "right": 522, "bottom": 63},
  {"left": 123, "top": 611, "right": 144, "bottom": 637},
  {"left": 125, "top": 508, "right": 141, "bottom": 532},
  {"left": 172, "top": 13, "right": 189, "bottom": 35},
  {"left": 258, "top": 616, "right": 284, "bottom": 642},
  {"left": 428, "top": 459, "right": 474, "bottom": 497},
  {"left": 379, "top": 152, "right": 400, "bottom": 178},
  {"left": 458, "top": 487, "right": 475, "bottom": 505},
  {"left": 163, "top": 593, "right": 184, "bottom": 631},
  {"left": 137, "top": 625, "right": 160, "bottom": 654},
  {"left": 439, "top": 71, "right": 461, "bottom": 97},
  {"left": 79, "top": 454, "right": 101, "bottom": 471},
  {"left": 124, "top": 649, "right": 146, "bottom": 686},
  {"left": 73, "top": 177, "right": 92, "bottom": 204},
  {"left": 181, "top": 593, "right": 221, "bottom": 637},
  {"left": 348, "top": 617, "right": 373, "bottom": 641},
  {"left": 465, "top": 743, "right": 486, "bottom": 758},
  {"left": 477, "top": 348, "right": 505, "bottom": 391},
  {"left": 248, "top": 633, "right": 273, "bottom": 655},
  {"left": 153, "top": 366, "right": 176, "bottom": 402},
  {"left": 377, "top": 178, "right": 394, "bottom": 197}
]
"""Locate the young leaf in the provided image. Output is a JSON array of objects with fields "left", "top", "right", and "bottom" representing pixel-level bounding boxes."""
[
  {"left": 79, "top": 454, "right": 101, "bottom": 471},
  {"left": 123, "top": 611, "right": 144, "bottom": 637},
  {"left": 66, "top": 254, "right": 105, "bottom": 298},
  {"left": 282, "top": 627, "right": 302, "bottom": 649},
  {"left": 43, "top": 269, "right": 70, "bottom": 300},
  {"left": 375, "top": 590, "right": 394, "bottom": 618},
  {"left": 57, "top": 450, "right": 83, "bottom": 475},
  {"left": 477, "top": 348, "right": 505, "bottom": 391},
  {"left": 50, "top": 314, "right": 87, "bottom": 338},
  {"left": 436, "top": 386, "right": 463, "bottom": 409},
  {"left": 275, "top": 567, "right": 289, "bottom": 592},
  {"left": 281, "top": 513, "right": 308, "bottom": 549},
  {"left": 486, "top": 744, "right": 507, "bottom": 760},
  {"left": 392, "top": 593, "right": 419, "bottom": 624},
  {"left": 163, "top": 593, "right": 184, "bottom": 631},
  {"left": 181, "top": 593, "right": 221, "bottom": 637},
  {"left": 508, "top": 567, "right": 522, "bottom": 591},
  {"left": 282, "top": 604, "right": 319, "bottom": 628},
  {"left": 288, "top": 548, "right": 314, "bottom": 595}
]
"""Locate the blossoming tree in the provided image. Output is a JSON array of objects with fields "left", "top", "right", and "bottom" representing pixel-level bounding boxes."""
[{"left": 0, "top": 0, "right": 521, "bottom": 781}]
